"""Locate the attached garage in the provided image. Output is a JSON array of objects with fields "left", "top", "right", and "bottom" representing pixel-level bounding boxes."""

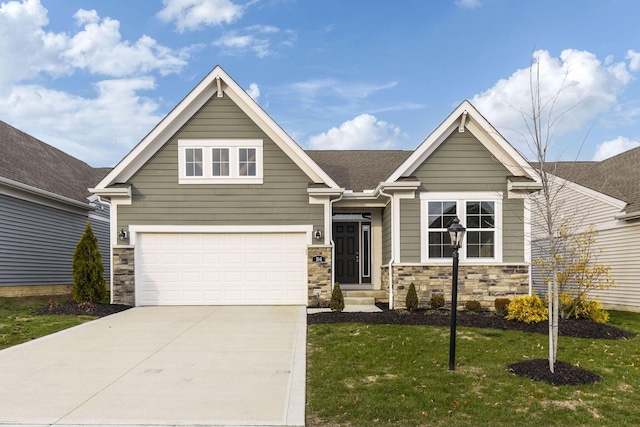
[{"left": 135, "top": 230, "right": 309, "bottom": 306}]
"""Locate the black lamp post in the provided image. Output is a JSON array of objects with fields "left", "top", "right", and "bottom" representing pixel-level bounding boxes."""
[{"left": 448, "top": 217, "right": 466, "bottom": 371}]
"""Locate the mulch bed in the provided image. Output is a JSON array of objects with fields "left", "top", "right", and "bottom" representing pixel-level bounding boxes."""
[
  {"left": 308, "top": 307, "right": 636, "bottom": 386},
  {"left": 35, "top": 302, "right": 132, "bottom": 317}
]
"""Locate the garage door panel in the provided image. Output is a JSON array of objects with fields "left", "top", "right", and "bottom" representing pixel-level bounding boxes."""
[{"left": 137, "top": 232, "right": 307, "bottom": 306}]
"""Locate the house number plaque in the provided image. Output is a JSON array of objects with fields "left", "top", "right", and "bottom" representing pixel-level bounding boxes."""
[{"left": 312, "top": 255, "right": 326, "bottom": 262}]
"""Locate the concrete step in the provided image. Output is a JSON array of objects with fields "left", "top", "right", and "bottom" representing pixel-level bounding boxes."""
[
  {"left": 343, "top": 290, "right": 387, "bottom": 299},
  {"left": 343, "top": 296, "right": 375, "bottom": 305}
]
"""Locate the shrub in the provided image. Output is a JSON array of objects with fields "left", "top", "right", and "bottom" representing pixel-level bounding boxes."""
[
  {"left": 72, "top": 222, "right": 107, "bottom": 304},
  {"left": 465, "top": 300, "right": 482, "bottom": 312},
  {"left": 430, "top": 295, "right": 445, "bottom": 310},
  {"left": 406, "top": 283, "right": 419, "bottom": 310},
  {"left": 560, "top": 292, "right": 609, "bottom": 323},
  {"left": 494, "top": 298, "right": 511, "bottom": 316},
  {"left": 506, "top": 295, "right": 548, "bottom": 324},
  {"left": 330, "top": 283, "right": 345, "bottom": 312}
]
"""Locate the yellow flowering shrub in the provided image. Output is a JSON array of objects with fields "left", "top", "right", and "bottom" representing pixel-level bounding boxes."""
[
  {"left": 506, "top": 295, "right": 548, "bottom": 324},
  {"left": 560, "top": 292, "right": 609, "bottom": 323}
]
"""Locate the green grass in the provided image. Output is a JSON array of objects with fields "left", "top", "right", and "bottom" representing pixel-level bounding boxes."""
[
  {"left": 307, "top": 310, "right": 640, "bottom": 426},
  {"left": 0, "top": 296, "right": 96, "bottom": 350}
]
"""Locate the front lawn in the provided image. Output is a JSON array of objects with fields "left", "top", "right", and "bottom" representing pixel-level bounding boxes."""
[
  {"left": 0, "top": 296, "right": 96, "bottom": 350},
  {"left": 306, "top": 310, "right": 640, "bottom": 426}
]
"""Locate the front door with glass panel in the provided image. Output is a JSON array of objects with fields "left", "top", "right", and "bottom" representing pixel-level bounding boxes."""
[{"left": 333, "top": 217, "right": 372, "bottom": 284}]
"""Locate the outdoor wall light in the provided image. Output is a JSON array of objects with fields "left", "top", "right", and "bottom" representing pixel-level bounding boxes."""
[
  {"left": 447, "top": 217, "right": 466, "bottom": 371},
  {"left": 119, "top": 228, "right": 128, "bottom": 241},
  {"left": 314, "top": 229, "right": 323, "bottom": 241}
]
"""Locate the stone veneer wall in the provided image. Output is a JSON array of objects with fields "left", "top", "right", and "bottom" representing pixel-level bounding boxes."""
[
  {"left": 308, "top": 246, "right": 332, "bottom": 307},
  {"left": 381, "top": 264, "right": 529, "bottom": 310},
  {"left": 112, "top": 247, "right": 135, "bottom": 306}
]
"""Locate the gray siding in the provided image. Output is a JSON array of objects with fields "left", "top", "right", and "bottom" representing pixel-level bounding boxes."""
[
  {"left": 0, "top": 194, "right": 109, "bottom": 286},
  {"left": 89, "top": 205, "right": 111, "bottom": 285},
  {"left": 118, "top": 95, "right": 323, "bottom": 231},
  {"left": 400, "top": 130, "right": 524, "bottom": 263}
]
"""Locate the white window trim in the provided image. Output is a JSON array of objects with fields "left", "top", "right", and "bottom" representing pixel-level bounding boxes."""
[
  {"left": 420, "top": 191, "right": 503, "bottom": 264},
  {"left": 178, "top": 139, "right": 263, "bottom": 184}
]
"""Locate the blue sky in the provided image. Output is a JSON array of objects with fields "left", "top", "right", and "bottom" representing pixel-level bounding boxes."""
[{"left": 1, "top": 0, "right": 640, "bottom": 167}]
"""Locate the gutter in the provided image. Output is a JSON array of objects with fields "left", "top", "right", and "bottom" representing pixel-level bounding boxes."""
[
  {"left": 0, "top": 176, "right": 92, "bottom": 210},
  {"left": 614, "top": 210, "right": 640, "bottom": 221}
]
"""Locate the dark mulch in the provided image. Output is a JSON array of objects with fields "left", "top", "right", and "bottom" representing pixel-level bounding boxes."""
[
  {"left": 35, "top": 302, "right": 132, "bottom": 317},
  {"left": 308, "top": 307, "right": 636, "bottom": 386},
  {"left": 508, "top": 359, "right": 603, "bottom": 386},
  {"left": 308, "top": 307, "right": 635, "bottom": 340}
]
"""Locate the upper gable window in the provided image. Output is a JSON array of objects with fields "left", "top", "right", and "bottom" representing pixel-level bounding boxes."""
[{"left": 178, "top": 140, "right": 263, "bottom": 184}]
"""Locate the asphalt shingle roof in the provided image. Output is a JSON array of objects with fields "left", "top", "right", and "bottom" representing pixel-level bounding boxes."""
[
  {"left": 306, "top": 150, "right": 413, "bottom": 191},
  {"left": 538, "top": 146, "right": 640, "bottom": 213},
  {"left": 0, "top": 120, "right": 110, "bottom": 204}
]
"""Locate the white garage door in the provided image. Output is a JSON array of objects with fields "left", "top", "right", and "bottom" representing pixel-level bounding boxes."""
[{"left": 137, "top": 232, "right": 307, "bottom": 306}]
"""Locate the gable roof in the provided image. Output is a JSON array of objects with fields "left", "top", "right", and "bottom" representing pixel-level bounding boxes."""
[
  {"left": 387, "top": 100, "right": 540, "bottom": 184},
  {"left": 540, "top": 146, "right": 640, "bottom": 214},
  {"left": 94, "top": 66, "right": 339, "bottom": 191},
  {"left": 0, "top": 120, "right": 110, "bottom": 206},
  {"left": 306, "top": 150, "right": 412, "bottom": 192}
]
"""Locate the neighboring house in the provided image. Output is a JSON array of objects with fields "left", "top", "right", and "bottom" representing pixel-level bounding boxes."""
[
  {"left": 530, "top": 149, "right": 640, "bottom": 312},
  {"left": 0, "top": 121, "right": 111, "bottom": 297},
  {"left": 91, "top": 66, "right": 542, "bottom": 308}
]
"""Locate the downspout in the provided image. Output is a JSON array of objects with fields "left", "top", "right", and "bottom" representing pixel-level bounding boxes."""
[
  {"left": 378, "top": 188, "right": 395, "bottom": 309},
  {"left": 329, "top": 192, "right": 344, "bottom": 292}
]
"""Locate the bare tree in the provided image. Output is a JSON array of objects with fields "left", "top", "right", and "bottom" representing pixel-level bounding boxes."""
[{"left": 521, "top": 55, "right": 587, "bottom": 373}]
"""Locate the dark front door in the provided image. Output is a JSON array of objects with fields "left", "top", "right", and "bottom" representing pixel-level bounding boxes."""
[{"left": 333, "top": 222, "right": 359, "bottom": 284}]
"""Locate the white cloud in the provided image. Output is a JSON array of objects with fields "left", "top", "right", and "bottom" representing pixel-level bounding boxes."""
[
  {"left": 455, "top": 0, "right": 481, "bottom": 8},
  {"left": 307, "top": 114, "right": 404, "bottom": 150},
  {"left": 0, "top": 0, "right": 187, "bottom": 166},
  {"left": 627, "top": 49, "right": 640, "bottom": 72},
  {"left": 246, "top": 82, "right": 260, "bottom": 100},
  {"left": 472, "top": 49, "right": 634, "bottom": 157},
  {"left": 213, "top": 25, "right": 293, "bottom": 58},
  {"left": 62, "top": 10, "right": 188, "bottom": 77},
  {"left": 0, "top": 78, "right": 163, "bottom": 166},
  {"left": 157, "top": 0, "right": 245, "bottom": 32},
  {"left": 592, "top": 136, "right": 640, "bottom": 161},
  {"left": 0, "top": 0, "right": 187, "bottom": 86}
]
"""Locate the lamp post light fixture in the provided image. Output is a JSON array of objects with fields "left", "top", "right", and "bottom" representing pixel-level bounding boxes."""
[{"left": 448, "top": 217, "right": 466, "bottom": 371}]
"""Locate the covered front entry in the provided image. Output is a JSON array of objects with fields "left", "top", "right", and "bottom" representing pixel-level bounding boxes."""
[{"left": 333, "top": 214, "right": 371, "bottom": 284}]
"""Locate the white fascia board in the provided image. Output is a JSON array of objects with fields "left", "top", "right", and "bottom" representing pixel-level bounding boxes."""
[
  {"left": 614, "top": 210, "right": 640, "bottom": 221},
  {"left": 307, "top": 187, "right": 345, "bottom": 196},
  {"left": 546, "top": 173, "right": 627, "bottom": 210},
  {"left": 95, "top": 73, "right": 219, "bottom": 189},
  {"left": 222, "top": 83, "right": 339, "bottom": 188},
  {"left": 89, "top": 186, "right": 132, "bottom": 197},
  {"left": 386, "top": 100, "right": 540, "bottom": 184},
  {"left": 376, "top": 181, "right": 421, "bottom": 192},
  {"left": 94, "top": 66, "right": 339, "bottom": 190}
]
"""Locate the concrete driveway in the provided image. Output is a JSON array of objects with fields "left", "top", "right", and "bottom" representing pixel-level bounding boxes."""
[{"left": 0, "top": 306, "right": 306, "bottom": 426}]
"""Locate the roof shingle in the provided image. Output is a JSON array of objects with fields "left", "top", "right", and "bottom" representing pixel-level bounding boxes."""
[{"left": 0, "top": 120, "right": 110, "bottom": 204}]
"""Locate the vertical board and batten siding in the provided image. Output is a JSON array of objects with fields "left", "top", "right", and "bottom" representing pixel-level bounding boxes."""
[
  {"left": 0, "top": 194, "right": 110, "bottom": 286},
  {"left": 399, "top": 130, "right": 525, "bottom": 263},
  {"left": 118, "top": 95, "right": 323, "bottom": 230},
  {"left": 531, "top": 181, "right": 640, "bottom": 311}
]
